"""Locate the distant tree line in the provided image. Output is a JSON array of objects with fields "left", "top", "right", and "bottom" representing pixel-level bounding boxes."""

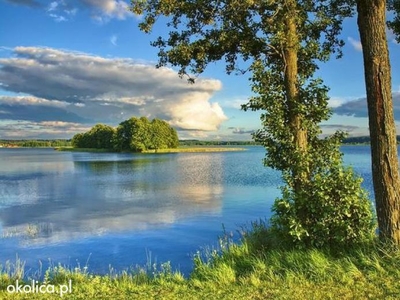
[
  {"left": 343, "top": 136, "right": 400, "bottom": 145},
  {"left": 179, "top": 140, "right": 260, "bottom": 146},
  {"left": 71, "top": 117, "right": 179, "bottom": 152},
  {"left": 179, "top": 138, "right": 400, "bottom": 146},
  {"left": 0, "top": 139, "right": 71, "bottom": 147}
]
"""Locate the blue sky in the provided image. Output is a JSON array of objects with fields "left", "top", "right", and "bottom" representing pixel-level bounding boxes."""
[{"left": 0, "top": 0, "right": 399, "bottom": 141}]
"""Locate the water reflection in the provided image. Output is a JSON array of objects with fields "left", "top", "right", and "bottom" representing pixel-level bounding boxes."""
[{"left": 0, "top": 150, "right": 225, "bottom": 246}]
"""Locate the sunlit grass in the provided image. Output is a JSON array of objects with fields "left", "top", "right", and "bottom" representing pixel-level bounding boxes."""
[
  {"left": 142, "top": 147, "right": 246, "bottom": 153},
  {"left": 1, "top": 223, "right": 400, "bottom": 299}
]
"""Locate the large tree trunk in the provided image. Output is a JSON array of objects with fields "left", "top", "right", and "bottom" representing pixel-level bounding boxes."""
[
  {"left": 356, "top": 0, "right": 400, "bottom": 244},
  {"left": 284, "top": 0, "right": 308, "bottom": 192}
]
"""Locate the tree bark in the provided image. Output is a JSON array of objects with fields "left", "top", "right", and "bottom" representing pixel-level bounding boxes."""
[
  {"left": 283, "top": 0, "right": 308, "bottom": 192},
  {"left": 356, "top": 0, "right": 400, "bottom": 244}
]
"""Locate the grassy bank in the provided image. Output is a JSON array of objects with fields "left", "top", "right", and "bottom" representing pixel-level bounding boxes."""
[
  {"left": 142, "top": 146, "right": 246, "bottom": 153},
  {"left": 1, "top": 225, "right": 400, "bottom": 299},
  {"left": 55, "top": 146, "right": 246, "bottom": 153}
]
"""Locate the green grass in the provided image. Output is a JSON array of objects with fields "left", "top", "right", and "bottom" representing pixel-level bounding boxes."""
[
  {"left": 2, "top": 225, "right": 400, "bottom": 299},
  {"left": 142, "top": 146, "right": 246, "bottom": 153}
]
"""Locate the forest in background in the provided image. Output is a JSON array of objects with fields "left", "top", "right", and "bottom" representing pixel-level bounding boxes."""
[{"left": 1, "top": 135, "right": 399, "bottom": 148}]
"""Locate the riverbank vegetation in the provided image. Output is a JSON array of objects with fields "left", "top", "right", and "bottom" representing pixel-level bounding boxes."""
[
  {"left": 56, "top": 146, "right": 246, "bottom": 153},
  {"left": 2, "top": 136, "right": 399, "bottom": 149},
  {"left": 1, "top": 224, "right": 400, "bottom": 299},
  {"left": 141, "top": 146, "right": 246, "bottom": 153},
  {"left": 0, "top": 140, "right": 71, "bottom": 148}
]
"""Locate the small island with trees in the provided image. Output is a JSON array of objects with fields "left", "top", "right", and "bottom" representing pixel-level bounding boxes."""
[
  {"left": 68, "top": 116, "right": 245, "bottom": 153},
  {"left": 70, "top": 116, "right": 179, "bottom": 152}
]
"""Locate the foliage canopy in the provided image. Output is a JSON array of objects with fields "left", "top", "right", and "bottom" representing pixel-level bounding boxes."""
[
  {"left": 71, "top": 117, "right": 179, "bottom": 152},
  {"left": 131, "top": 0, "right": 375, "bottom": 248}
]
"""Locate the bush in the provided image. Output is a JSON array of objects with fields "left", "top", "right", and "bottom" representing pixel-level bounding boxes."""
[{"left": 271, "top": 166, "right": 376, "bottom": 249}]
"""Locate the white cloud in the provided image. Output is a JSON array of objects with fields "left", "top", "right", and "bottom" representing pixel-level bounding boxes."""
[
  {"left": 328, "top": 97, "right": 347, "bottom": 108},
  {"left": 347, "top": 37, "right": 363, "bottom": 52},
  {"left": 219, "top": 97, "right": 248, "bottom": 109},
  {"left": 229, "top": 127, "right": 254, "bottom": 134},
  {"left": 178, "top": 130, "right": 210, "bottom": 139},
  {"left": 0, "top": 96, "right": 70, "bottom": 108},
  {"left": 0, "top": 47, "right": 228, "bottom": 137},
  {"left": 0, "top": 120, "right": 90, "bottom": 139},
  {"left": 49, "top": 13, "right": 67, "bottom": 22},
  {"left": 47, "top": 1, "right": 58, "bottom": 12},
  {"left": 387, "top": 27, "right": 399, "bottom": 45},
  {"left": 333, "top": 92, "right": 400, "bottom": 120},
  {"left": 5, "top": 1, "right": 132, "bottom": 22},
  {"left": 82, "top": 0, "right": 133, "bottom": 22},
  {"left": 168, "top": 93, "right": 227, "bottom": 131},
  {"left": 41, "top": 0, "right": 131, "bottom": 23},
  {"left": 45, "top": 0, "right": 75, "bottom": 21},
  {"left": 110, "top": 35, "right": 118, "bottom": 46}
]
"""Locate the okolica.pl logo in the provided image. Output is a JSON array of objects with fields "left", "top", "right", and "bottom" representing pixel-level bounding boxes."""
[{"left": 7, "top": 280, "right": 72, "bottom": 297}]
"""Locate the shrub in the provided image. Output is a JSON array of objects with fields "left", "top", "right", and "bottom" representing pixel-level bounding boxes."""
[{"left": 271, "top": 165, "right": 376, "bottom": 249}]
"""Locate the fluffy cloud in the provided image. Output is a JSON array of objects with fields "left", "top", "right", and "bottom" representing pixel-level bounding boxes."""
[
  {"left": 347, "top": 37, "right": 363, "bottom": 52},
  {"left": 219, "top": 97, "right": 248, "bottom": 109},
  {"left": 0, "top": 47, "right": 227, "bottom": 138},
  {"left": 110, "top": 34, "right": 118, "bottom": 46},
  {"left": 0, "top": 120, "right": 91, "bottom": 139},
  {"left": 0, "top": 96, "right": 70, "bottom": 107},
  {"left": 4, "top": 0, "right": 133, "bottom": 22},
  {"left": 0, "top": 96, "right": 90, "bottom": 124},
  {"left": 333, "top": 92, "right": 400, "bottom": 120},
  {"left": 328, "top": 97, "right": 348, "bottom": 108},
  {"left": 5, "top": 0, "right": 135, "bottom": 22},
  {"left": 82, "top": 0, "right": 132, "bottom": 21}
]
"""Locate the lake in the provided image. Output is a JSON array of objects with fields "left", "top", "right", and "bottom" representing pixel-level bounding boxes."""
[{"left": 0, "top": 146, "right": 382, "bottom": 277}]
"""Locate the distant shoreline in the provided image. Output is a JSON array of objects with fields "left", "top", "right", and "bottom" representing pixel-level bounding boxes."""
[
  {"left": 54, "top": 146, "right": 247, "bottom": 153},
  {"left": 2, "top": 135, "right": 400, "bottom": 150}
]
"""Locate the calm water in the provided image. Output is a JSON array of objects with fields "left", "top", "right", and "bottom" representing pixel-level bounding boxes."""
[{"left": 0, "top": 146, "right": 383, "bottom": 276}]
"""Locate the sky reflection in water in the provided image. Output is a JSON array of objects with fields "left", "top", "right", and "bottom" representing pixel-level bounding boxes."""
[{"left": 0, "top": 146, "right": 377, "bottom": 275}]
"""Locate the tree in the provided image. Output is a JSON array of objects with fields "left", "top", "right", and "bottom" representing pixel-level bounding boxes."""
[
  {"left": 114, "top": 117, "right": 150, "bottom": 151},
  {"left": 88, "top": 124, "right": 116, "bottom": 149},
  {"left": 71, "top": 124, "right": 115, "bottom": 149},
  {"left": 71, "top": 133, "right": 84, "bottom": 148},
  {"left": 168, "top": 126, "right": 180, "bottom": 148},
  {"left": 131, "top": 0, "right": 346, "bottom": 191},
  {"left": 388, "top": 0, "right": 400, "bottom": 41},
  {"left": 113, "top": 116, "right": 179, "bottom": 152},
  {"left": 356, "top": 0, "right": 400, "bottom": 244},
  {"left": 131, "top": 0, "right": 375, "bottom": 247},
  {"left": 150, "top": 118, "right": 179, "bottom": 151},
  {"left": 130, "top": 117, "right": 152, "bottom": 151}
]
